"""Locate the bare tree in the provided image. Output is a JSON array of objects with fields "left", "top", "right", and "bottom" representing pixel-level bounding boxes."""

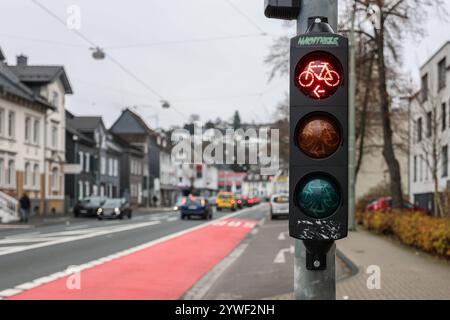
[{"left": 413, "top": 93, "right": 448, "bottom": 217}]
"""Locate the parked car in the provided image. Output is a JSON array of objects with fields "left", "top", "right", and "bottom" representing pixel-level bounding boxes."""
[
  {"left": 365, "top": 197, "right": 427, "bottom": 213},
  {"left": 247, "top": 196, "right": 261, "bottom": 206},
  {"left": 216, "top": 192, "right": 237, "bottom": 211},
  {"left": 73, "top": 196, "right": 107, "bottom": 217},
  {"left": 270, "top": 194, "right": 289, "bottom": 219},
  {"left": 96, "top": 198, "right": 132, "bottom": 220},
  {"left": 180, "top": 196, "right": 213, "bottom": 220},
  {"left": 235, "top": 194, "right": 244, "bottom": 209}
]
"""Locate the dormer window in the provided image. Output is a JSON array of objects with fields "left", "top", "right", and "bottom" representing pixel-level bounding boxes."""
[{"left": 51, "top": 91, "right": 59, "bottom": 108}]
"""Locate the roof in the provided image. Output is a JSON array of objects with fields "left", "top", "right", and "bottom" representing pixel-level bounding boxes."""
[
  {"left": 66, "top": 121, "right": 95, "bottom": 144},
  {"left": 0, "top": 61, "right": 54, "bottom": 110},
  {"left": 68, "top": 116, "right": 103, "bottom": 132},
  {"left": 110, "top": 108, "right": 158, "bottom": 137},
  {"left": 420, "top": 41, "right": 450, "bottom": 71},
  {"left": 9, "top": 65, "right": 73, "bottom": 94}
]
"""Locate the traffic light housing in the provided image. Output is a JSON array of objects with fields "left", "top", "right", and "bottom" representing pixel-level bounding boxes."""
[{"left": 289, "top": 19, "right": 348, "bottom": 244}]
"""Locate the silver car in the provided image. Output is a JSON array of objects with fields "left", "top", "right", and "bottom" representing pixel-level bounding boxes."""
[{"left": 270, "top": 194, "right": 289, "bottom": 219}]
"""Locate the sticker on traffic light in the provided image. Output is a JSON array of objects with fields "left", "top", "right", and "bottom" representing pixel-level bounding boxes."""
[
  {"left": 294, "top": 51, "right": 343, "bottom": 99},
  {"left": 295, "top": 174, "right": 341, "bottom": 219},
  {"left": 296, "top": 114, "right": 341, "bottom": 159}
]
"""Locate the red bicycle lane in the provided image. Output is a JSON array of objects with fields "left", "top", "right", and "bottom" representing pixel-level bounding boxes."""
[{"left": 8, "top": 218, "right": 257, "bottom": 300}]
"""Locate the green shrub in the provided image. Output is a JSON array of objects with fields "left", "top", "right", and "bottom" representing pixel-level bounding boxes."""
[{"left": 357, "top": 210, "right": 450, "bottom": 258}]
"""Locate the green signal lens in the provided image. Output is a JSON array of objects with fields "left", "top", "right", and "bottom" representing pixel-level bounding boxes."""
[{"left": 295, "top": 174, "right": 341, "bottom": 219}]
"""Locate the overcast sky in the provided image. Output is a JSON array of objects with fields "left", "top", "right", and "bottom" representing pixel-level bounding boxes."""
[{"left": 1, "top": 0, "right": 449, "bottom": 129}]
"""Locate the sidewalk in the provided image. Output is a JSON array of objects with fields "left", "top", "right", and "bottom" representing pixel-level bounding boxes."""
[{"left": 336, "top": 229, "right": 450, "bottom": 300}]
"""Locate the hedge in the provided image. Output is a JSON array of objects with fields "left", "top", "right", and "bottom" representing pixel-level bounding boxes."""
[{"left": 356, "top": 210, "right": 450, "bottom": 258}]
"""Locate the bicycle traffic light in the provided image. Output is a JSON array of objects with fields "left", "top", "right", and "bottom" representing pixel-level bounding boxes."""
[{"left": 289, "top": 18, "right": 348, "bottom": 248}]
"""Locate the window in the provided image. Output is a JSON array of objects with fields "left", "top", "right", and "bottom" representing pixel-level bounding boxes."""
[
  {"left": 51, "top": 167, "right": 59, "bottom": 191},
  {"left": 33, "top": 164, "right": 39, "bottom": 187},
  {"left": 78, "top": 181, "right": 83, "bottom": 200},
  {"left": 85, "top": 181, "right": 90, "bottom": 197},
  {"left": 51, "top": 125, "right": 58, "bottom": 148},
  {"left": 6, "top": 159, "right": 14, "bottom": 186},
  {"left": 413, "top": 156, "right": 417, "bottom": 182},
  {"left": 417, "top": 117, "right": 422, "bottom": 142},
  {"left": 419, "top": 156, "right": 423, "bottom": 181},
  {"left": 8, "top": 111, "right": 15, "bottom": 138},
  {"left": 438, "top": 57, "right": 446, "bottom": 90},
  {"left": 421, "top": 73, "right": 428, "bottom": 102},
  {"left": 33, "top": 120, "right": 39, "bottom": 144},
  {"left": 85, "top": 154, "right": 90, "bottom": 172},
  {"left": 442, "top": 146, "right": 448, "bottom": 177},
  {"left": 25, "top": 117, "right": 31, "bottom": 142},
  {"left": 426, "top": 112, "right": 432, "bottom": 137},
  {"left": 78, "top": 151, "right": 84, "bottom": 172},
  {"left": 442, "top": 103, "right": 447, "bottom": 132},
  {"left": 92, "top": 184, "right": 98, "bottom": 196},
  {"left": 0, "top": 109, "right": 4, "bottom": 136},
  {"left": 114, "top": 159, "right": 118, "bottom": 176},
  {"left": 24, "top": 162, "right": 31, "bottom": 186},
  {"left": 100, "top": 156, "right": 106, "bottom": 175},
  {"left": 0, "top": 159, "right": 3, "bottom": 185},
  {"left": 51, "top": 91, "right": 59, "bottom": 107}
]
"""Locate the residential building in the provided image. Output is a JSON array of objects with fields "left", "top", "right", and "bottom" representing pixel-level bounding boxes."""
[
  {"left": 242, "top": 171, "right": 272, "bottom": 199},
  {"left": 110, "top": 108, "right": 161, "bottom": 206},
  {"left": 159, "top": 136, "right": 179, "bottom": 206},
  {"left": 114, "top": 133, "right": 145, "bottom": 207},
  {"left": 218, "top": 170, "right": 246, "bottom": 193},
  {"left": 0, "top": 49, "right": 72, "bottom": 215},
  {"left": 409, "top": 41, "right": 450, "bottom": 214},
  {"left": 65, "top": 111, "right": 97, "bottom": 209},
  {"left": 68, "top": 115, "right": 122, "bottom": 198}
]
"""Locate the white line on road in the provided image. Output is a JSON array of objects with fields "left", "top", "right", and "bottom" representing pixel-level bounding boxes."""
[
  {"left": 0, "top": 221, "right": 161, "bottom": 257},
  {"left": 65, "top": 224, "right": 89, "bottom": 231},
  {"left": 5, "top": 232, "right": 40, "bottom": 239},
  {"left": 273, "top": 245, "right": 294, "bottom": 264},
  {"left": 0, "top": 204, "right": 267, "bottom": 298}
]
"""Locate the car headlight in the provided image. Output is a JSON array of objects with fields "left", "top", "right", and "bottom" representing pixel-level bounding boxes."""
[
  {"left": 173, "top": 206, "right": 178, "bottom": 210},
  {"left": 114, "top": 208, "right": 120, "bottom": 214},
  {"left": 97, "top": 208, "right": 103, "bottom": 215}
]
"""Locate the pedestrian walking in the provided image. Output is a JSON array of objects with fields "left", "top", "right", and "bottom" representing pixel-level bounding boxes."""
[
  {"left": 19, "top": 193, "right": 31, "bottom": 223},
  {"left": 152, "top": 195, "right": 158, "bottom": 207}
]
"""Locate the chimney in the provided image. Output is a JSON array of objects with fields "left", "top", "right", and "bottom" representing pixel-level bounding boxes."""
[
  {"left": 0, "top": 47, "right": 5, "bottom": 62},
  {"left": 16, "top": 54, "right": 28, "bottom": 66}
]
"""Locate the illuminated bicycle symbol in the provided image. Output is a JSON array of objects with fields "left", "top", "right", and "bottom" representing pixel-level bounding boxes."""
[{"left": 298, "top": 61, "right": 341, "bottom": 88}]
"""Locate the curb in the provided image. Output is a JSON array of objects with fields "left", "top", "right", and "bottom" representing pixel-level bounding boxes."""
[{"left": 336, "top": 247, "right": 359, "bottom": 281}]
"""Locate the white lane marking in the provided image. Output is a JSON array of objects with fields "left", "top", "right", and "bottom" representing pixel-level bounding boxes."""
[
  {"left": 167, "top": 217, "right": 178, "bottom": 222},
  {"left": 1, "top": 204, "right": 267, "bottom": 298},
  {"left": 277, "top": 231, "right": 288, "bottom": 240},
  {"left": 273, "top": 245, "right": 295, "bottom": 264},
  {"left": 0, "top": 221, "right": 161, "bottom": 257},
  {"left": 5, "top": 232, "right": 40, "bottom": 239}
]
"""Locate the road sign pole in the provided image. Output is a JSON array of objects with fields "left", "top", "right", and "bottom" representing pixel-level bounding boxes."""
[{"left": 294, "top": 0, "right": 338, "bottom": 301}]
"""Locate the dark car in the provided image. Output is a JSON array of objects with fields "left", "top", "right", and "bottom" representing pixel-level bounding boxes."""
[
  {"left": 96, "top": 198, "right": 132, "bottom": 220},
  {"left": 180, "top": 196, "right": 213, "bottom": 220},
  {"left": 366, "top": 197, "right": 428, "bottom": 213},
  {"left": 73, "top": 196, "right": 107, "bottom": 217}
]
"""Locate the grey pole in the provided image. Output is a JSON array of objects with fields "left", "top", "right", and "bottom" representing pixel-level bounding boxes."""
[
  {"left": 348, "top": 2, "right": 357, "bottom": 230},
  {"left": 294, "top": 0, "right": 338, "bottom": 300}
]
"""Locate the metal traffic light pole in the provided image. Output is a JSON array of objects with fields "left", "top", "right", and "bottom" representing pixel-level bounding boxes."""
[{"left": 294, "top": 0, "right": 338, "bottom": 301}]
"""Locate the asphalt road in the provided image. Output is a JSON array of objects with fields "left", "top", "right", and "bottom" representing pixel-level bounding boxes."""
[{"left": 0, "top": 205, "right": 267, "bottom": 293}]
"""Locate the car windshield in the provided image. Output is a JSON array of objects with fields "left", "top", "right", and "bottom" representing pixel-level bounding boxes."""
[
  {"left": 82, "top": 197, "right": 105, "bottom": 206},
  {"left": 273, "top": 196, "right": 288, "bottom": 203},
  {"left": 103, "top": 199, "right": 123, "bottom": 208}
]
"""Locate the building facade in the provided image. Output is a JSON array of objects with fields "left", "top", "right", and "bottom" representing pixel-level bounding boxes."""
[
  {"left": 0, "top": 50, "right": 72, "bottom": 215},
  {"left": 409, "top": 41, "right": 450, "bottom": 214},
  {"left": 65, "top": 111, "right": 97, "bottom": 209}
]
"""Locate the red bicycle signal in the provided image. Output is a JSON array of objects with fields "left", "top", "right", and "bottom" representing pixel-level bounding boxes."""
[{"left": 294, "top": 52, "right": 343, "bottom": 99}]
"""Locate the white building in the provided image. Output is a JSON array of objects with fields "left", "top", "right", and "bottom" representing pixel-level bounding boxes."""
[
  {"left": 409, "top": 41, "right": 450, "bottom": 214},
  {"left": 0, "top": 50, "right": 72, "bottom": 215}
]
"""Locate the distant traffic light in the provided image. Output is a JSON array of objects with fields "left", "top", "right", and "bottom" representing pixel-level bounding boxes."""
[{"left": 289, "top": 18, "right": 348, "bottom": 269}]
